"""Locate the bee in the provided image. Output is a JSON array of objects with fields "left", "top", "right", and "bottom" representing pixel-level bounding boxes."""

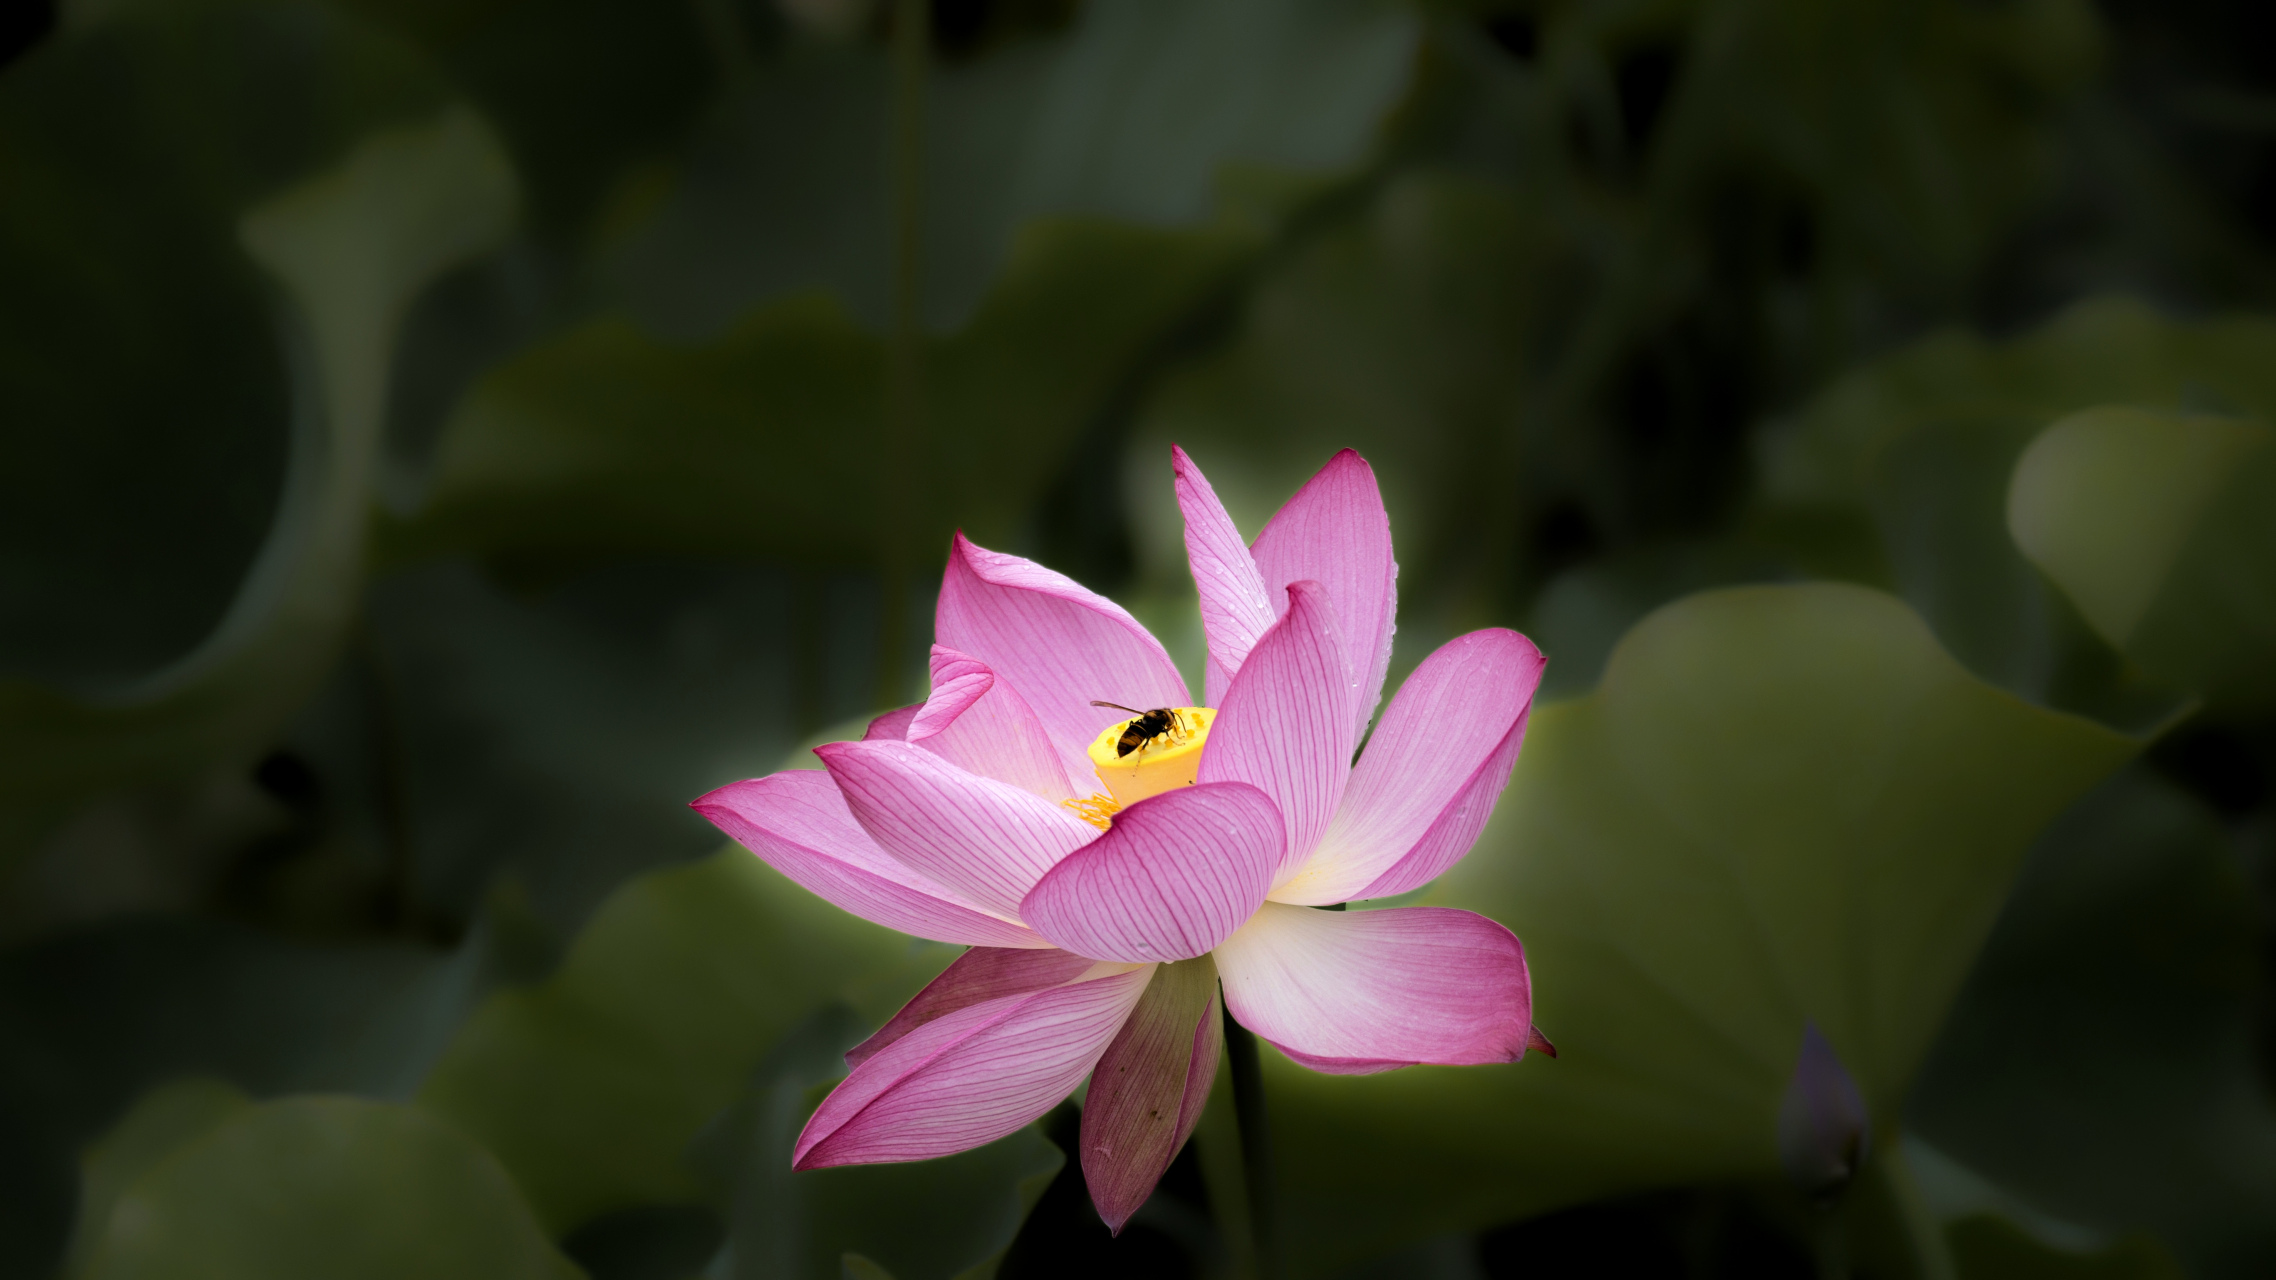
[{"left": 1090, "top": 701, "right": 1194, "bottom": 758}]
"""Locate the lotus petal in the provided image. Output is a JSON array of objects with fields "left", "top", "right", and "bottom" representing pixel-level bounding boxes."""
[
  {"left": 908, "top": 646, "right": 1076, "bottom": 801},
  {"left": 1214, "top": 904, "right": 1532, "bottom": 1072},
  {"left": 936, "top": 534, "right": 1189, "bottom": 786},
  {"left": 794, "top": 964, "right": 1151, "bottom": 1167},
  {"left": 846, "top": 946, "right": 1098, "bottom": 1069},
  {"left": 1173, "top": 445, "right": 1275, "bottom": 707},
  {"left": 1274, "top": 629, "right": 1543, "bottom": 904},
  {"left": 1198, "top": 581, "right": 1355, "bottom": 879},
  {"left": 816, "top": 739, "right": 1099, "bottom": 919},
  {"left": 692, "top": 772, "right": 1045, "bottom": 949},
  {"left": 1021, "top": 783, "right": 1281, "bottom": 963},
  {"left": 1249, "top": 449, "right": 1397, "bottom": 743},
  {"left": 1081, "top": 956, "right": 1223, "bottom": 1233}
]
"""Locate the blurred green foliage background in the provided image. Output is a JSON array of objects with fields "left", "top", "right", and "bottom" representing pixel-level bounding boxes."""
[{"left": 4, "top": 0, "right": 2276, "bottom": 1276}]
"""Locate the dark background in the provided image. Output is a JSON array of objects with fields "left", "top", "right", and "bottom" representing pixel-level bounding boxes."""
[{"left": 5, "top": 0, "right": 2276, "bottom": 1276}]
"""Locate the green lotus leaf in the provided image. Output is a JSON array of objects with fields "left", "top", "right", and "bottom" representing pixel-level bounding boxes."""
[
  {"left": 0, "top": 3, "right": 443, "bottom": 690},
  {"left": 1751, "top": 298, "right": 2276, "bottom": 719},
  {"left": 1519, "top": 540, "right": 1797, "bottom": 701},
  {"left": 0, "top": 909, "right": 523, "bottom": 1276},
  {"left": 418, "top": 846, "right": 954, "bottom": 1234},
  {"left": 379, "top": 217, "right": 1250, "bottom": 573},
  {"left": 1949, "top": 1216, "right": 2185, "bottom": 1280},
  {"left": 1759, "top": 298, "right": 2276, "bottom": 520},
  {"left": 603, "top": 0, "right": 1417, "bottom": 336},
  {"left": 78, "top": 1095, "right": 577, "bottom": 1280},
  {"left": 362, "top": 0, "right": 713, "bottom": 243},
  {"left": 354, "top": 557, "right": 852, "bottom": 937},
  {"left": 694, "top": 1006, "right": 1062, "bottom": 1280},
  {"left": 1259, "top": 583, "right": 2135, "bottom": 1275},
  {"left": 1125, "top": 0, "right": 2107, "bottom": 649},
  {"left": 1910, "top": 767, "right": 2276, "bottom": 1276},
  {"left": 2008, "top": 407, "right": 2276, "bottom": 711},
  {"left": 0, "top": 46, "right": 517, "bottom": 871},
  {"left": 64, "top": 1079, "right": 253, "bottom": 1277},
  {"left": 1638, "top": 0, "right": 2101, "bottom": 296},
  {"left": 1127, "top": 171, "right": 1586, "bottom": 616}
]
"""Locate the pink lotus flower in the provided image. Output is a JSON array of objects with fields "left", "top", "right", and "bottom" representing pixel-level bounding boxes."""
[{"left": 694, "top": 448, "right": 1547, "bottom": 1231}]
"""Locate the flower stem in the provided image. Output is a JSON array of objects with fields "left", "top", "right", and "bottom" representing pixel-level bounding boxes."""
[
  {"left": 1879, "top": 1136, "right": 1958, "bottom": 1280},
  {"left": 1222, "top": 1004, "right": 1280, "bottom": 1280}
]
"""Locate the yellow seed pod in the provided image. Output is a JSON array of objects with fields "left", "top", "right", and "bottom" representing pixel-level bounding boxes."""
[{"left": 1085, "top": 706, "right": 1215, "bottom": 808}]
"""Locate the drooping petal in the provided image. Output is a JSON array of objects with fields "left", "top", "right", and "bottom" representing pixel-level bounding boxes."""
[
  {"left": 1273, "top": 629, "right": 1544, "bottom": 904},
  {"left": 1081, "top": 956, "right": 1223, "bottom": 1234},
  {"left": 692, "top": 772, "right": 1046, "bottom": 949},
  {"left": 1213, "top": 903, "right": 1533, "bottom": 1073},
  {"left": 1249, "top": 449, "right": 1397, "bottom": 744},
  {"left": 816, "top": 739, "right": 1100, "bottom": 919},
  {"left": 794, "top": 963, "right": 1152, "bottom": 1168},
  {"left": 906, "top": 647, "right": 1077, "bottom": 801},
  {"left": 1173, "top": 445, "right": 1275, "bottom": 708},
  {"left": 1196, "top": 581, "right": 1355, "bottom": 879},
  {"left": 864, "top": 704, "right": 920, "bottom": 741},
  {"left": 1020, "top": 783, "right": 1282, "bottom": 963},
  {"left": 936, "top": 533, "right": 1189, "bottom": 787},
  {"left": 846, "top": 946, "right": 1097, "bottom": 1069}
]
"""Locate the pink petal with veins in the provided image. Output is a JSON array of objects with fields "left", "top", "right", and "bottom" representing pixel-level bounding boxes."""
[
  {"left": 1081, "top": 958, "right": 1223, "bottom": 1234},
  {"left": 1173, "top": 445, "right": 1275, "bottom": 708},
  {"left": 692, "top": 772, "right": 1045, "bottom": 949},
  {"left": 1197, "top": 581, "right": 1354, "bottom": 880},
  {"left": 1352, "top": 707, "right": 1529, "bottom": 901},
  {"left": 906, "top": 646, "right": 1076, "bottom": 801},
  {"left": 1021, "top": 783, "right": 1281, "bottom": 963},
  {"left": 846, "top": 945, "right": 1097, "bottom": 1069},
  {"left": 1250, "top": 449, "right": 1397, "bottom": 744},
  {"left": 794, "top": 964, "right": 1151, "bottom": 1168},
  {"left": 864, "top": 705, "right": 920, "bottom": 741},
  {"left": 817, "top": 738, "right": 1100, "bottom": 920},
  {"left": 936, "top": 534, "right": 1188, "bottom": 786},
  {"left": 1274, "top": 629, "right": 1544, "bottom": 904},
  {"left": 1215, "top": 904, "right": 1533, "bottom": 1071}
]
